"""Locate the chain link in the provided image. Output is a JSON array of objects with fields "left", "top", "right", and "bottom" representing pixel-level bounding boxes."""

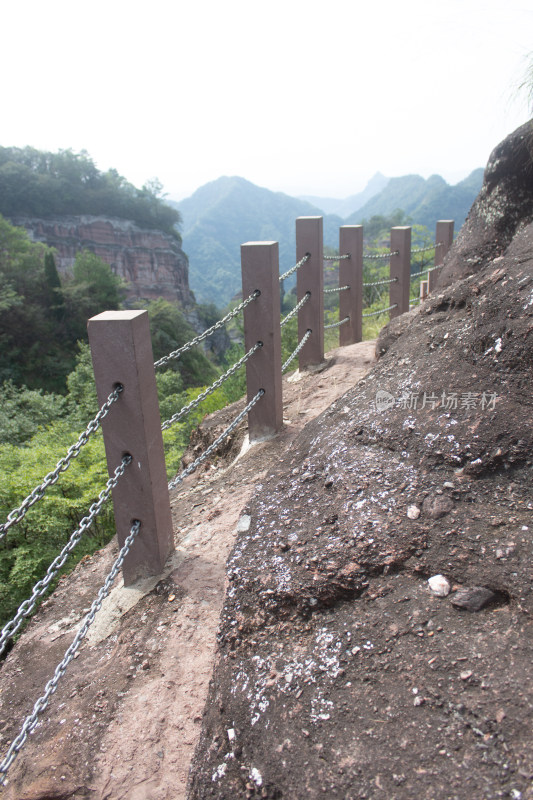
[
  {"left": 324, "top": 285, "right": 350, "bottom": 294},
  {"left": 362, "top": 304, "right": 398, "bottom": 318},
  {"left": 0, "top": 520, "right": 141, "bottom": 785},
  {"left": 168, "top": 390, "right": 264, "bottom": 491},
  {"left": 410, "top": 244, "right": 435, "bottom": 254},
  {"left": 412, "top": 263, "right": 443, "bottom": 279},
  {"left": 323, "top": 254, "right": 350, "bottom": 261},
  {"left": 282, "top": 329, "right": 312, "bottom": 372},
  {"left": 409, "top": 297, "right": 421, "bottom": 307},
  {"left": 363, "top": 250, "right": 399, "bottom": 260},
  {"left": 279, "top": 254, "right": 310, "bottom": 283},
  {"left": 0, "top": 456, "right": 132, "bottom": 657},
  {"left": 154, "top": 291, "right": 259, "bottom": 369},
  {"left": 324, "top": 317, "right": 350, "bottom": 330},
  {"left": 280, "top": 292, "right": 310, "bottom": 328},
  {"left": 161, "top": 343, "right": 262, "bottom": 431},
  {"left": 0, "top": 386, "right": 123, "bottom": 541},
  {"left": 363, "top": 277, "right": 398, "bottom": 287}
]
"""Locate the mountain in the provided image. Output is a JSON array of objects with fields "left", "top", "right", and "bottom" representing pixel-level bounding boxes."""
[
  {"left": 299, "top": 172, "right": 390, "bottom": 217},
  {"left": 346, "top": 169, "right": 484, "bottom": 231},
  {"left": 176, "top": 177, "right": 343, "bottom": 306}
]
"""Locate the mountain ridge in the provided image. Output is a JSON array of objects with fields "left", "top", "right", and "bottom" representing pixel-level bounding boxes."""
[{"left": 174, "top": 170, "right": 483, "bottom": 306}]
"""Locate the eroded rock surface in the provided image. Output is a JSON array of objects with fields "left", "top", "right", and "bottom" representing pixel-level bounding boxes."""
[
  {"left": 8, "top": 214, "right": 193, "bottom": 307},
  {"left": 188, "top": 132, "right": 533, "bottom": 799}
]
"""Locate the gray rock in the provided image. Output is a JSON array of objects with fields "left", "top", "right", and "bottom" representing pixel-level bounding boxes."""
[{"left": 451, "top": 586, "right": 496, "bottom": 612}]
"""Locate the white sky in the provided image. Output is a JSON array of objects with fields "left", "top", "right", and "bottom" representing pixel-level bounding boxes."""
[{"left": 2, "top": 0, "right": 532, "bottom": 201}]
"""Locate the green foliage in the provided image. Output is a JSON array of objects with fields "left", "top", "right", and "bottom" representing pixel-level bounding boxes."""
[
  {"left": 0, "top": 382, "right": 68, "bottom": 444},
  {"left": 0, "top": 217, "right": 127, "bottom": 392},
  {"left": 347, "top": 171, "right": 483, "bottom": 232},
  {"left": 0, "top": 147, "right": 182, "bottom": 240},
  {"left": 0, "top": 422, "right": 112, "bottom": 631}
]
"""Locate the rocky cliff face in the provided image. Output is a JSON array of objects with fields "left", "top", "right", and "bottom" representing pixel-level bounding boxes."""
[{"left": 8, "top": 215, "right": 193, "bottom": 307}]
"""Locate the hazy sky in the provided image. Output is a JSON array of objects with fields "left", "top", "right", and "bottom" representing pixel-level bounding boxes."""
[{"left": 2, "top": 1, "right": 532, "bottom": 201}]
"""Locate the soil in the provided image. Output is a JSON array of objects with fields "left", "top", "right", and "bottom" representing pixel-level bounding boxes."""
[
  {"left": 1, "top": 122, "right": 532, "bottom": 800},
  {"left": 187, "top": 223, "right": 533, "bottom": 800},
  {"left": 0, "top": 341, "right": 375, "bottom": 800}
]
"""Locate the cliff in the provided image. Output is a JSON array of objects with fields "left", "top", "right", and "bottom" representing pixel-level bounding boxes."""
[{"left": 7, "top": 214, "right": 193, "bottom": 307}]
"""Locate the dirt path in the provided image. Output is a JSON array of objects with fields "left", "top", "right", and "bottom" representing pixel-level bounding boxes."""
[{"left": 0, "top": 341, "right": 375, "bottom": 800}]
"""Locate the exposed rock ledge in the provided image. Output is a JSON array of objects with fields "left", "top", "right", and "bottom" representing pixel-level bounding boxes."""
[{"left": 7, "top": 214, "right": 193, "bottom": 307}]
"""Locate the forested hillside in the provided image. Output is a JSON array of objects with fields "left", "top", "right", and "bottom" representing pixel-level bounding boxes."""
[
  {"left": 175, "top": 177, "right": 343, "bottom": 306},
  {"left": 0, "top": 147, "right": 181, "bottom": 240},
  {"left": 346, "top": 169, "right": 484, "bottom": 229},
  {"left": 175, "top": 171, "right": 482, "bottom": 307}
]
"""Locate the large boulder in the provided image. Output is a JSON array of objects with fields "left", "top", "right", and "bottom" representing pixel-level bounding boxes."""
[{"left": 436, "top": 119, "right": 533, "bottom": 287}]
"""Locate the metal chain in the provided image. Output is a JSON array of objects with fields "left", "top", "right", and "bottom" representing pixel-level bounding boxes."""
[
  {"left": 0, "top": 456, "right": 132, "bottom": 657},
  {"left": 0, "top": 386, "right": 123, "bottom": 541},
  {"left": 324, "top": 285, "right": 350, "bottom": 294},
  {"left": 161, "top": 343, "right": 262, "bottom": 431},
  {"left": 410, "top": 267, "right": 430, "bottom": 279},
  {"left": 0, "top": 520, "right": 141, "bottom": 786},
  {"left": 412, "top": 263, "right": 443, "bottom": 279},
  {"left": 409, "top": 297, "right": 421, "bottom": 307},
  {"left": 279, "top": 254, "right": 310, "bottom": 283},
  {"left": 282, "top": 329, "right": 312, "bottom": 373},
  {"left": 168, "top": 390, "right": 264, "bottom": 491},
  {"left": 362, "top": 304, "right": 398, "bottom": 318},
  {"left": 154, "top": 291, "right": 260, "bottom": 369},
  {"left": 324, "top": 317, "right": 349, "bottom": 330},
  {"left": 411, "top": 244, "right": 435, "bottom": 254},
  {"left": 363, "top": 250, "right": 399, "bottom": 260},
  {"left": 280, "top": 292, "right": 310, "bottom": 328},
  {"left": 323, "top": 254, "right": 350, "bottom": 261},
  {"left": 363, "top": 277, "right": 398, "bottom": 287}
]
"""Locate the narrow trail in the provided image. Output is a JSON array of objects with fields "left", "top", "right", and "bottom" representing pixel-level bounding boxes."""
[{"left": 0, "top": 341, "right": 375, "bottom": 800}]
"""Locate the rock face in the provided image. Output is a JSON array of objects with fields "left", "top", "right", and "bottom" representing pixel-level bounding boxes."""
[
  {"left": 436, "top": 119, "right": 533, "bottom": 287},
  {"left": 186, "top": 125, "right": 533, "bottom": 799},
  {"left": 8, "top": 214, "right": 193, "bottom": 307}
]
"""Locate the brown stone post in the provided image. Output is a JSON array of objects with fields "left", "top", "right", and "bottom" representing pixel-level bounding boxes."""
[
  {"left": 339, "top": 225, "right": 363, "bottom": 345},
  {"left": 296, "top": 216, "right": 324, "bottom": 369},
  {"left": 87, "top": 310, "right": 174, "bottom": 586},
  {"left": 429, "top": 220, "right": 454, "bottom": 292},
  {"left": 241, "top": 241, "right": 283, "bottom": 441},
  {"left": 420, "top": 279, "right": 428, "bottom": 300},
  {"left": 389, "top": 226, "right": 411, "bottom": 319}
]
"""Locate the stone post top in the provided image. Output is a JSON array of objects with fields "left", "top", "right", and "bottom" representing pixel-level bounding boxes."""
[
  {"left": 391, "top": 226, "right": 412, "bottom": 231},
  {"left": 89, "top": 310, "right": 147, "bottom": 322},
  {"left": 296, "top": 216, "right": 323, "bottom": 221}
]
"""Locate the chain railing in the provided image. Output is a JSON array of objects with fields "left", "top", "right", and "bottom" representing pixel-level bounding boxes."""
[
  {"left": 324, "top": 285, "right": 350, "bottom": 294},
  {"left": 363, "top": 250, "right": 399, "bottom": 260},
  {"left": 161, "top": 342, "right": 262, "bottom": 431},
  {"left": 324, "top": 317, "right": 349, "bottom": 330},
  {"left": 323, "top": 254, "right": 350, "bottom": 261},
  {"left": 154, "top": 290, "right": 260, "bottom": 369},
  {"left": 0, "top": 386, "right": 123, "bottom": 541},
  {"left": 362, "top": 303, "right": 398, "bottom": 318},
  {"left": 0, "top": 519, "right": 141, "bottom": 786},
  {"left": 279, "top": 253, "right": 310, "bottom": 283},
  {"left": 280, "top": 292, "right": 311, "bottom": 328},
  {"left": 363, "top": 276, "right": 397, "bottom": 288},
  {"left": 282, "top": 329, "right": 312, "bottom": 373},
  {"left": 168, "top": 390, "right": 264, "bottom": 491},
  {"left": 0, "top": 456, "right": 132, "bottom": 657}
]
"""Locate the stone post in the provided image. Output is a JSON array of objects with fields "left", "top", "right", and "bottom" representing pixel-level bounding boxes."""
[
  {"left": 241, "top": 241, "right": 283, "bottom": 441},
  {"left": 389, "top": 226, "right": 412, "bottom": 318},
  {"left": 339, "top": 226, "right": 363, "bottom": 345},
  {"left": 429, "top": 220, "right": 454, "bottom": 292},
  {"left": 87, "top": 310, "right": 174, "bottom": 586},
  {"left": 296, "top": 216, "right": 324, "bottom": 369},
  {"left": 420, "top": 279, "right": 428, "bottom": 300}
]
